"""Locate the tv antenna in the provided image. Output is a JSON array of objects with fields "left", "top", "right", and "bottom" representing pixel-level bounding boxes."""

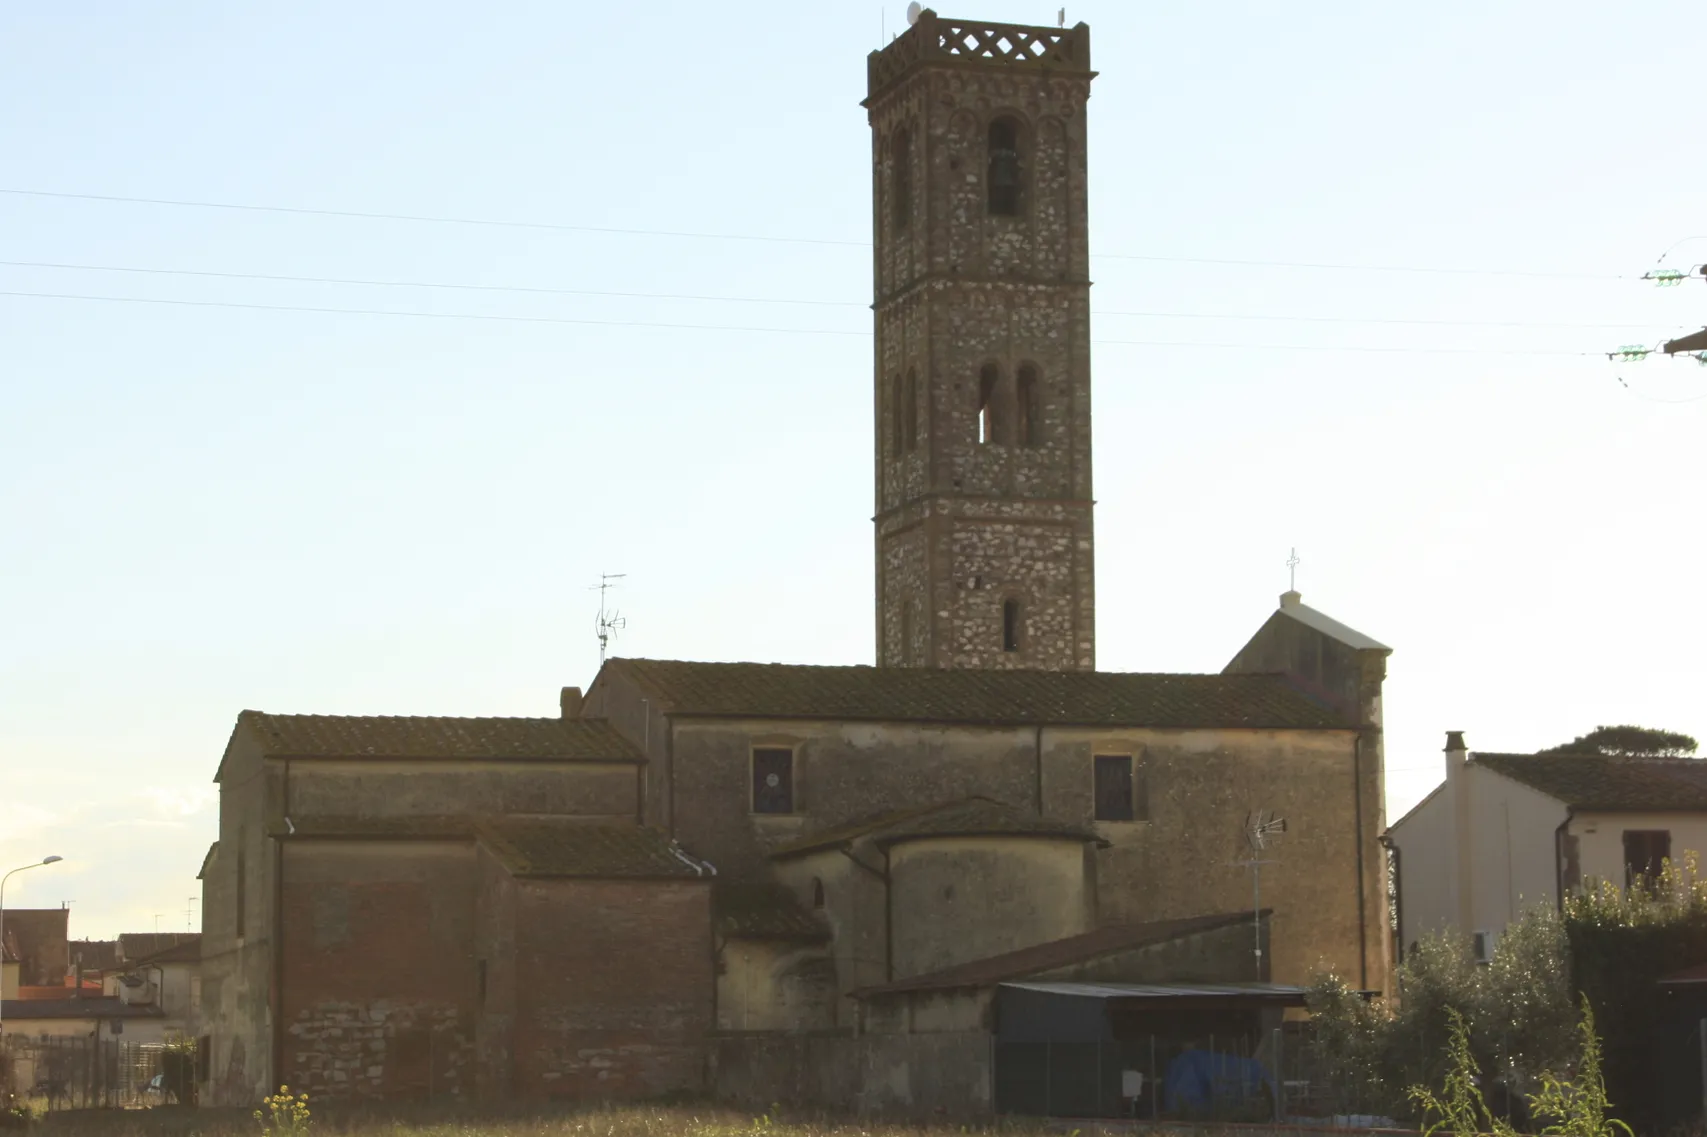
[
  {"left": 1237, "top": 809, "right": 1287, "bottom": 978},
  {"left": 591, "top": 573, "right": 627, "bottom": 664}
]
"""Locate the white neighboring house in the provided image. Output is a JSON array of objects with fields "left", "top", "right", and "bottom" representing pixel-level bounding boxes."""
[
  {"left": 1387, "top": 732, "right": 1707, "bottom": 960},
  {"left": 105, "top": 935, "right": 201, "bottom": 1039}
]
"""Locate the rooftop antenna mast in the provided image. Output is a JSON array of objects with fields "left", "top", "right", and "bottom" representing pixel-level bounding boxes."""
[
  {"left": 592, "top": 572, "right": 627, "bottom": 664},
  {"left": 1238, "top": 809, "right": 1288, "bottom": 979}
]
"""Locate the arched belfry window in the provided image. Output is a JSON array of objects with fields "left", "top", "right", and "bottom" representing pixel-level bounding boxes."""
[
  {"left": 1016, "top": 364, "right": 1041, "bottom": 447},
  {"left": 987, "top": 117, "right": 1021, "bottom": 216},
  {"left": 977, "top": 364, "right": 1001, "bottom": 445},
  {"left": 892, "top": 127, "right": 913, "bottom": 232},
  {"left": 903, "top": 367, "right": 919, "bottom": 451},
  {"left": 1002, "top": 598, "right": 1023, "bottom": 653}
]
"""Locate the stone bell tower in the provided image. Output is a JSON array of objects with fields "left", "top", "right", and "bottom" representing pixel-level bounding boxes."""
[{"left": 865, "top": 10, "right": 1097, "bottom": 671}]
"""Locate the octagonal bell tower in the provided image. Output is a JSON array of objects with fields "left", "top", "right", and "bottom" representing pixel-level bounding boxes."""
[{"left": 865, "top": 11, "right": 1097, "bottom": 671}]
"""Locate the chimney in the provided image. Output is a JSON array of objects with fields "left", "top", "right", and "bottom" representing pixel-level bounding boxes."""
[
  {"left": 1444, "top": 731, "right": 1468, "bottom": 780},
  {"left": 1279, "top": 590, "right": 1302, "bottom": 610},
  {"left": 559, "top": 687, "right": 583, "bottom": 719}
]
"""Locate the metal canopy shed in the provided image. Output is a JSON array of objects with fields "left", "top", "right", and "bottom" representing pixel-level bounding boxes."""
[{"left": 993, "top": 981, "right": 1315, "bottom": 1120}]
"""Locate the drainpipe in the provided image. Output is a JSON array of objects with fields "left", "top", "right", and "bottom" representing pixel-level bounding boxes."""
[
  {"left": 1555, "top": 809, "right": 1576, "bottom": 911},
  {"left": 1351, "top": 732, "right": 1370, "bottom": 990},
  {"left": 1034, "top": 725, "right": 1044, "bottom": 813}
]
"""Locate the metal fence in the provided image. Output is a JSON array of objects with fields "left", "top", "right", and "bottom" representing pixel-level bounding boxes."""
[
  {"left": 1, "top": 1036, "right": 192, "bottom": 1110},
  {"left": 994, "top": 1029, "right": 1351, "bottom": 1121}
]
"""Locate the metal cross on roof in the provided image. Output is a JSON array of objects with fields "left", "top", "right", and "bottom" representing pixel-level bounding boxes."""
[{"left": 1287, "top": 548, "right": 1300, "bottom": 592}]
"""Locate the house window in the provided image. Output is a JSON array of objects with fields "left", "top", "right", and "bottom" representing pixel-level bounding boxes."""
[
  {"left": 1095, "top": 756, "right": 1135, "bottom": 821},
  {"left": 1002, "top": 599, "right": 1022, "bottom": 653},
  {"left": 892, "top": 127, "right": 912, "bottom": 232},
  {"left": 1016, "top": 364, "right": 1041, "bottom": 447},
  {"left": 1624, "top": 829, "right": 1671, "bottom": 886},
  {"left": 235, "top": 835, "right": 246, "bottom": 939},
  {"left": 752, "top": 748, "right": 795, "bottom": 814},
  {"left": 978, "top": 364, "right": 1000, "bottom": 444},
  {"left": 987, "top": 117, "right": 1021, "bottom": 215},
  {"left": 903, "top": 368, "right": 919, "bottom": 451}
]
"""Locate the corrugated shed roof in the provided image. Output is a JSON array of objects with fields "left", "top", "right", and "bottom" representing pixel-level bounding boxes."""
[
  {"left": 1476, "top": 753, "right": 1707, "bottom": 811},
  {"left": 606, "top": 659, "right": 1348, "bottom": 729},
  {"left": 237, "top": 711, "right": 644, "bottom": 762},
  {"left": 854, "top": 911, "right": 1259, "bottom": 996},
  {"left": 1001, "top": 980, "right": 1313, "bottom": 1003},
  {"left": 772, "top": 797, "right": 1103, "bottom": 859},
  {"left": 713, "top": 882, "right": 831, "bottom": 942}
]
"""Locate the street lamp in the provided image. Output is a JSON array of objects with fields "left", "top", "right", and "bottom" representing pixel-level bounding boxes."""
[{"left": 0, "top": 856, "right": 66, "bottom": 1037}]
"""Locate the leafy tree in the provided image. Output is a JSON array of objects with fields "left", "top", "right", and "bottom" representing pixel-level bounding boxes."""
[{"left": 1538, "top": 725, "right": 1697, "bottom": 758}]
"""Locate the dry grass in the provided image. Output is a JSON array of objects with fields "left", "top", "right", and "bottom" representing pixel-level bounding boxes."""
[{"left": 31, "top": 1103, "right": 1053, "bottom": 1137}]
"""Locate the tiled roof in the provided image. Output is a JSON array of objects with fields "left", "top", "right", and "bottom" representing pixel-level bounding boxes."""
[
  {"left": 854, "top": 912, "right": 1261, "bottom": 996},
  {"left": 126, "top": 936, "right": 202, "bottom": 967},
  {"left": 772, "top": 797, "right": 1103, "bottom": 859},
  {"left": 236, "top": 711, "right": 644, "bottom": 762},
  {"left": 1476, "top": 753, "right": 1707, "bottom": 811},
  {"left": 70, "top": 941, "right": 122, "bottom": 971},
  {"left": 118, "top": 933, "right": 198, "bottom": 964},
  {"left": 606, "top": 659, "right": 1348, "bottom": 729},
  {"left": 0, "top": 997, "right": 163, "bottom": 1020},
  {"left": 480, "top": 820, "right": 712, "bottom": 880},
  {"left": 279, "top": 815, "right": 713, "bottom": 880},
  {"left": 713, "top": 883, "right": 831, "bottom": 942}
]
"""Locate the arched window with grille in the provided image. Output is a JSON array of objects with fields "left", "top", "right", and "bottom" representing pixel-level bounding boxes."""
[{"left": 987, "top": 117, "right": 1021, "bottom": 215}]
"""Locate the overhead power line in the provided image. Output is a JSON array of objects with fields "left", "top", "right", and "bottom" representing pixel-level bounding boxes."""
[
  {"left": 0, "top": 288, "right": 1604, "bottom": 355},
  {"left": 0, "top": 259, "right": 1672, "bottom": 332},
  {"left": 0, "top": 187, "right": 1628, "bottom": 282}
]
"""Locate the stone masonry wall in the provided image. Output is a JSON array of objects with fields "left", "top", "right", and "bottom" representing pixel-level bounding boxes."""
[{"left": 869, "top": 59, "right": 1098, "bottom": 671}]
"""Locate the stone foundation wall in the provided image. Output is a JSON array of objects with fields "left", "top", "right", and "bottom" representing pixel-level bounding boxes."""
[{"left": 284, "top": 1000, "right": 471, "bottom": 1099}]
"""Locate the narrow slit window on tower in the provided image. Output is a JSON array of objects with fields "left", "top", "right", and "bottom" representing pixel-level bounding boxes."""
[
  {"left": 1002, "top": 598, "right": 1022, "bottom": 652},
  {"left": 987, "top": 117, "right": 1021, "bottom": 215},
  {"left": 903, "top": 367, "right": 919, "bottom": 451},
  {"left": 892, "top": 127, "right": 912, "bottom": 232},
  {"left": 1016, "top": 364, "right": 1041, "bottom": 447},
  {"left": 900, "top": 599, "right": 915, "bottom": 664},
  {"left": 978, "top": 364, "right": 1000, "bottom": 444},
  {"left": 812, "top": 878, "right": 826, "bottom": 909}
]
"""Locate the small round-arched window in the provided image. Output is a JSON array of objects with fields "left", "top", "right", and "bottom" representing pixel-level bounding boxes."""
[{"left": 811, "top": 878, "right": 826, "bottom": 909}]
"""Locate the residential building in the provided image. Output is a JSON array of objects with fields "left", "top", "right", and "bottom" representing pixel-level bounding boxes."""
[
  {"left": 1387, "top": 732, "right": 1707, "bottom": 957},
  {"left": 108, "top": 936, "right": 202, "bottom": 1038}
]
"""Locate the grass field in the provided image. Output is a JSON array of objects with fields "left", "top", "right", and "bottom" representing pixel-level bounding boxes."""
[{"left": 28, "top": 1104, "right": 1054, "bottom": 1137}]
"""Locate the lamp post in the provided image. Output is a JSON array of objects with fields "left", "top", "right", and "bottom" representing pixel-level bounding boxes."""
[{"left": 0, "top": 856, "right": 65, "bottom": 1037}]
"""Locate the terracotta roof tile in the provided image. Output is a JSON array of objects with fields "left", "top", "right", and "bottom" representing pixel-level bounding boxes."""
[
  {"left": 772, "top": 797, "right": 1103, "bottom": 859},
  {"left": 606, "top": 659, "right": 1348, "bottom": 730},
  {"left": 125, "top": 936, "right": 202, "bottom": 967},
  {"left": 1476, "top": 753, "right": 1707, "bottom": 811},
  {"left": 713, "top": 883, "right": 830, "bottom": 942},
  {"left": 278, "top": 815, "right": 712, "bottom": 880},
  {"left": 854, "top": 912, "right": 1261, "bottom": 996},
  {"left": 238, "top": 712, "right": 643, "bottom": 762}
]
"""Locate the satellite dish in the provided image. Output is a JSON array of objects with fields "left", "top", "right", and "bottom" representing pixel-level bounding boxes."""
[{"left": 906, "top": 2, "right": 922, "bottom": 25}]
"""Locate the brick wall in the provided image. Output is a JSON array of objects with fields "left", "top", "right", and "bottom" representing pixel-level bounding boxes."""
[
  {"left": 279, "top": 842, "right": 479, "bottom": 1101},
  {"left": 513, "top": 878, "right": 712, "bottom": 1099}
]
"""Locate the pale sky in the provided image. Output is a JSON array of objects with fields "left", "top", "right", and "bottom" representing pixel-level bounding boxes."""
[{"left": 2, "top": 1, "right": 1704, "bottom": 938}]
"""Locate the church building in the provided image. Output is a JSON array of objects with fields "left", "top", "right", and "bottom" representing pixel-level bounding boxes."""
[{"left": 197, "top": 10, "right": 1391, "bottom": 1113}]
